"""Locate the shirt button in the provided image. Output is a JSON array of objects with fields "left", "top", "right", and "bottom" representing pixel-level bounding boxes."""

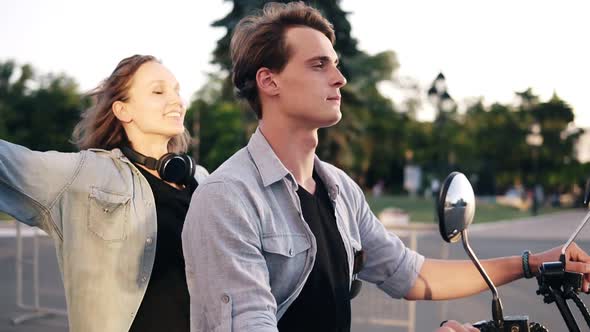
[
  {"left": 221, "top": 294, "right": 230, "bottom": 303},
  {"left": 288, "top": 248, "right": 293, "bottom": 256},
  {"left": 146, "top": 237, "right": 153, "bottom": 244},
  {"left": 103, "top": 208, "right": 109, "bottom": 213},
  {"left": 141, "top": 276, "right": 147, "bottom": 283}
]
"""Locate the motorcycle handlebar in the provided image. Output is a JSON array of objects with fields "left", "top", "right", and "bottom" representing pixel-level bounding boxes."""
[{"left": 472, "top": 319, "right": 547, "bottom": 332}]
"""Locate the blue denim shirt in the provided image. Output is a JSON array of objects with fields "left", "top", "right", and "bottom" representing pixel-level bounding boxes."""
[
  {"left": 182, "top": 128, "right": 424, "bottom": 332},
  {"left": 0, "top": 139, "right": 208, "bottom": 332}
]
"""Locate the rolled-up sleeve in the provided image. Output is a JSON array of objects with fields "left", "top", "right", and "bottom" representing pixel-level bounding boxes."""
[
  {"left": 182, "top": 181, "right": 279, "bottom": 332},
  {"left": 353, "top": 182, "right": 425, "bottom": 298}
]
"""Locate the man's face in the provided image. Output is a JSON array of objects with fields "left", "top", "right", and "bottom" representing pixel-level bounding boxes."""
[{"left": 272, "top": 26, "right": 347, "bottom": 128}]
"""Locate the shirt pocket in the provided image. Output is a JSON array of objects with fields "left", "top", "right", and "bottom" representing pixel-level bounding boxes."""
[
  {"left": 87, "top": 187, "right": 130, "bottom": 241},
  {"left": 262, "top": 234, "right": 311, "bottom": 258},
  {"left": 261, "top": 234, "right": 311, "bottom": 302}
]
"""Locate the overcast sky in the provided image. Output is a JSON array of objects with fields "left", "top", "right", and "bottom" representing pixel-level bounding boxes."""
[{"left": 2, "top": 0, "right": 588, "bottom": 126}]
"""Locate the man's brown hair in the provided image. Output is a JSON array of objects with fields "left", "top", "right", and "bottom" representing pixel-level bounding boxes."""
[{"left": 230, "top": 1, "right": 335, "bottom": 119}]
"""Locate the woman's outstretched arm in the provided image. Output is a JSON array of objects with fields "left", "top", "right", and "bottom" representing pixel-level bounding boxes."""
[{"left": 0, "top": 139, "right": 83, "bottom": 234}]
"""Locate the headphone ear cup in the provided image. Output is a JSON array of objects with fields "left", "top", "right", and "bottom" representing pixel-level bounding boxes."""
[
  {"left": 158, "top": 153, "right": 195, "bottom": 185},
  {"left": 157, "top": 153, "right": 181, "bottom": 183},
  {"left": 181, "top": 154, "right": 196, "bottom": 185}
]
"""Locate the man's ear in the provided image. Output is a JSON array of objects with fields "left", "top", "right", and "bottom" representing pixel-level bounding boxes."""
[
  {"left": 256, "top": 67, "right": 279, "bottom": 97},
  {"left": 112, "top": 101, "right": 132, "bottom": 123}
]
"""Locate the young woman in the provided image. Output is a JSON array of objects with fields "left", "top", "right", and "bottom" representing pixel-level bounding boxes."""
[{"left": 0, "top": 55, "right": 207, "bottom": 332}]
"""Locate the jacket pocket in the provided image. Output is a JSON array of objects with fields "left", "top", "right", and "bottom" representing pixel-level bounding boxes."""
[{"left": 87, "top": 187, "right": 130, "bottom": 241}]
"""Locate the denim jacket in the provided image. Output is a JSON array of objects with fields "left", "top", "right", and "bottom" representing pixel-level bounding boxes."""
[
  {"left": 182, "top": 128, "right": 424, "bottom": 332},
  {"left": 0, "top": 139, "right": 208, "bottom": 332}
]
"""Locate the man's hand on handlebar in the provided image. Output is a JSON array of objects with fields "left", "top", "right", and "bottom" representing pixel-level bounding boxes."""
[
  {"left": 533, "top": 242, "right": 590, "bottom": 292},
  {"left": 436, "top": 320, "right": 480, "bottom": 332}
]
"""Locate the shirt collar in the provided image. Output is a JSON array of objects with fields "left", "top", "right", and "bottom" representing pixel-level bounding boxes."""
[
  {"left": 313, "top": 156, "right": 340, "bottom": 201},
  {"left": 247, "top": 127, "right": 292, "bottom": 187},
  {"left": 247, "top": 127, "right": 341, "bottom": 199}
]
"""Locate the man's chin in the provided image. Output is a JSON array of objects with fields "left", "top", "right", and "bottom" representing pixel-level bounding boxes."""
[
  {"left": 290, "top": 110, "right": 342, "bottom": 129},
  {"left": 320, "top": 112, "right": 342, "bottom": 128}
]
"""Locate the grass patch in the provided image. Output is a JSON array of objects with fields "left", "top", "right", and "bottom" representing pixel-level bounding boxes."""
[
  {"left": 0, "top": 197, "right": 564, "bottom": 224},
  {"left": 366, "top": 194, "right": 562, "bottom": 223}
]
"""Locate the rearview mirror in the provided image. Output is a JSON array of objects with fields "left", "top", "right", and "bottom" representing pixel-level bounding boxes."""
[{"left": 437, "top": 172, "right": 476, "bottom": 243}]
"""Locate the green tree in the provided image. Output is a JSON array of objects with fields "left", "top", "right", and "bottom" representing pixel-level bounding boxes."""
[
  {"left": 529, "top": 93, "right": 580, "bottom": 189},
  {"left": 462, "top": 100, "right": 528, "bottom": 193},
  {"left": 457, "top": 89, "right": 583, "bottom": 195},
  {"left": 0, "top": 60, "right": 86, "bottom": 151},
  {"left": 185, "top": 72, "right": 248, "bottom": 169}
]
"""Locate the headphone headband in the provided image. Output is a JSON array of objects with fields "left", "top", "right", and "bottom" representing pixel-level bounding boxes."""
[{"left": 120, "top": 146, "right": 158, "bottom": 169}]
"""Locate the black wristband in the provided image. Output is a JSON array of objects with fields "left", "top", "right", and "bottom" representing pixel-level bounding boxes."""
[{"left": 522, "top": 250, "right": 534, "bottom": 279}]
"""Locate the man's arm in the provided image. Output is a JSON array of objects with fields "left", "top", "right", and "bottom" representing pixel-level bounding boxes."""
[
  {"left": 405, "top": 256, "right": 521, "bottom": 300},
  {"left": 182, "top": 181, "right": 279, "bottom": 332},
  {"left": 349, "top": 176, "right": 425, "bottom": 298},
  {"left": 405, "top": 243, "right": 590, "bottom": 301},
  {"left": 344, "top": 170, "right": 590, "bottom": 301}
]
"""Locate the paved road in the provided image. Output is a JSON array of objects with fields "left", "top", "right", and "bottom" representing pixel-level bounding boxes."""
[
  {"left": 0, "top": 232, "right": 67, "bottom": 332},
  {"left": 2, "top": 209, "right": 590, "bottom": 331}
]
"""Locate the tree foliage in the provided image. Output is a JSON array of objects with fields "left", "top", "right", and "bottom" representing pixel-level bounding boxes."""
[{"left": 0, "top": 61, "right": 86, "bottom": 151}]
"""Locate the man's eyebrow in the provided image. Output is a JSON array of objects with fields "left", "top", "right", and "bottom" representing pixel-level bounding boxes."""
[{"left": 305, "top": 55, "right": 339, "bottom": 64}]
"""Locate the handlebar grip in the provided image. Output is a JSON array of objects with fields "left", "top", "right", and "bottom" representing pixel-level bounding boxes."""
[
  {"left": 472, "top": 320, "right": 497, "bottom": 332},
  {"left": 529, "top": 322, "right": 548, "bottom": 332},
  {"left": 471, "top": 320, "right": 547, "bottom": 332}
]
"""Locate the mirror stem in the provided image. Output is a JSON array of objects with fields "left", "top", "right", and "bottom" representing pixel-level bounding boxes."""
[
  {"left": 461, "top": 230, "right": 504, "bottom": 327},
  {"left": 561, "top": 210, "right": 590, "bottom": 265}
]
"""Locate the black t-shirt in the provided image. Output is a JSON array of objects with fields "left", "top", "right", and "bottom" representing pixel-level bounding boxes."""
[
  {"left": 129, "top": 167, "right": 197, "bottom": 332},
  {"left": 278, "top": 171, "right": 351, "bottom": 332}
]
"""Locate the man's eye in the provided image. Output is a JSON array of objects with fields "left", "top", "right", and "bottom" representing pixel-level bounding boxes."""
[
  {"left": 314, "top": 61, "right": 325, "bottom": 68},
  {"left": 153, "top": 91, "right": 163, "bottom": 95}
]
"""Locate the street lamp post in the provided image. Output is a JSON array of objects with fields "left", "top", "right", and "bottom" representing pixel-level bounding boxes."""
[
  {"left": 427, "top": 73, "right": 455, "bottom": 176},
  {"left": 526, "top": 122, "right": 543, "bottom": 215},
  {"left": 428, "top": 73, "right": 455, "bottom": 117}
]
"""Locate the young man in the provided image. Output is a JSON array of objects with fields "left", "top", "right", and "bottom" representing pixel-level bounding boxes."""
[{"left": 182, "top": 2, "right": 590, "bottom": 331}]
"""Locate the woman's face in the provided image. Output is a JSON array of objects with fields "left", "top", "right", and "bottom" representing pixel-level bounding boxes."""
[{"left": 121, "top": 61, "right": 185, "bottom": 142}]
